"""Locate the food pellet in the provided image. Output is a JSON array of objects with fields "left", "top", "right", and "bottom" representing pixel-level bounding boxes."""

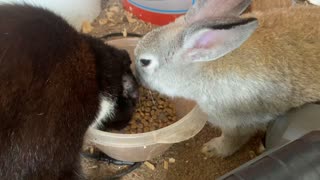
[
  {"left": 144, "top": 161, "right": 155, "bottom": 170},
  {"left": 89, "top": 147, "right": 94, "bottom": 154},
  {"left": 110, "top": 87, "right": 177, "bottom": 134},
  {"left": 169, "top": 158, "right": 176, "bottom": 163},
  {"left": 98, "top": 18, "right": 108, "bottom": 25},
  {"left": 164, "top": 160, "right": 169, "bottom": 170},
  {"left": 81, "top": 21, "right": 93, "bottom": 33}
]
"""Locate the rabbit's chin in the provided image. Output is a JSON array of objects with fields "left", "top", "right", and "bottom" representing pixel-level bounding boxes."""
[{"left": 135, "top": 71, "right": 151, "bottom": 89}]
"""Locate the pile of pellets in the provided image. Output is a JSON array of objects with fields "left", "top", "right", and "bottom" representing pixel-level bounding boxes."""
[{"left": 113, "top": 87, "right": 178, "bottom": 134}]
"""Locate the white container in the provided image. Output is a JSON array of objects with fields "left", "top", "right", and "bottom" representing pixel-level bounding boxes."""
[
  {"left": 0, "top": 0, "right": 101, "bottom": 31},
  {"left": 125, "top": 0, "right": 194, "bottom": 14},
  {"left": 122, "top": 0, "right": 195, "bottom": 25},
  {"left": 84, "top": 37, "right": 208, "bottom": 162},
  {"left": 309, "top": 0, "right": 320, "bottom": 6},
  {"left": 266, "top": 103, "right": 320, "bottom": 149}
]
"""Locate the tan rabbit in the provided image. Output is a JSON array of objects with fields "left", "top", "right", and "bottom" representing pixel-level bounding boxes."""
[{"left": 134, "top": 0, "right": 320, "bottom": 157}]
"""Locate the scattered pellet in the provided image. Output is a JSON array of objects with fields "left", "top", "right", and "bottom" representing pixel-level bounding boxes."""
[
  {"left": 81, "top": 21, "right": 93, "bottom": 33},
  {"left": 249, "top": 151, "right": 256, "bottom": 159},
  {"left": 169, "top": 158, "right": 176, "bottom": 163},
  {"left": 109, "top": 6, "right": 120, "bottom": 13},
  {"left": 164, "top": 160, "right": 169, "bottom": 170},
  {"left": 144, "top": 161, "right": 155, "bottom": 170},
  {"left": 87, "top": 165, "right": 98, "bottom": 169},
  {"left": 98, "top": 18, "right": 108, "bottom": 25},
  {"left": 122, "top": 28, "right": 127, "bottom": 37},
  {"left": 257, "top": 141, "right": 266, "bottom": 154},
  {"left": 89, "top": 147, "right": 94, "bottom": 154}
]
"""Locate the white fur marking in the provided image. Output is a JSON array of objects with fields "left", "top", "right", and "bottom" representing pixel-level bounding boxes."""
[{"left": 90, "top": 96, "right": 115, "bottom": 128}]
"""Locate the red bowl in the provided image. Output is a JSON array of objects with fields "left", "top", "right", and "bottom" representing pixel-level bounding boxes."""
[{"left": 122, "top": 0, "right": 193, "bottom": 26}]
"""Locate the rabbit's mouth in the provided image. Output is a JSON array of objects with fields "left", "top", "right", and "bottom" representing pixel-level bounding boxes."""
[
  {"left": 135, "top": 72, "right": 153, "bottom": 91},
  {"left": 134, "top": 70, "right": 146, "bottom": 86}
]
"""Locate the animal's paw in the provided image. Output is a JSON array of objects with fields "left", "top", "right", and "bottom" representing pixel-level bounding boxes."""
[{"left": 201, "top": 136, "right": 239, "bottom": 158}]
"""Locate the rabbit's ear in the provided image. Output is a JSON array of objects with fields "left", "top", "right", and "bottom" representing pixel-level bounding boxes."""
[
  {"left": 185, "top": 0, "right": 252, "bottom": 24},
  {"left": 180, "top": 17, "right": 258, "bottom": 63}
]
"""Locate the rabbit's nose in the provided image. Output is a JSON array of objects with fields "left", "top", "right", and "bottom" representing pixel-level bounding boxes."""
[{"left": 140, "top": 59, "right": 151, "bottom": 67}]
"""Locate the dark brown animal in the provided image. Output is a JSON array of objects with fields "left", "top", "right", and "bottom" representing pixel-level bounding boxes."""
[{"left": 0, "top": 4, "right": 138, "bottom": 180}]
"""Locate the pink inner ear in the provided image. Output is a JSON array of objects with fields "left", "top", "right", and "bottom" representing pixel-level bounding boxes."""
[{"left": 194, "top": 30, "right": 220, "bottom": 49}]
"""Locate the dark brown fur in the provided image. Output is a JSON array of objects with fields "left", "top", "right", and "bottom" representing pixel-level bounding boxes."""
[{"left": 0, "top": 4, "right": 138, "bottom": 180}]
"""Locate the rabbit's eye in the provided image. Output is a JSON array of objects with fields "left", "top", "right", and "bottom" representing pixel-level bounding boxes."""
[{"left": 140, "top": 59, "right": 151, "bottom": 67}]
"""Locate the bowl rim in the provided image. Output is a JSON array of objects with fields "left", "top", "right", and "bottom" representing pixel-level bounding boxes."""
[
  {"left": 87, "top": 102, "right": 196, "bottom": 136},
  {"left": 85, "top": 103, "right": 207, "bottom": 147}
]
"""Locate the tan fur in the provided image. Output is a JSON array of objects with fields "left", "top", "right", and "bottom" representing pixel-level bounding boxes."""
[
  {"left": 203, "top": 6, "right": 320, "bottom": 156},
  {"left": 135, "top": 3, "right": 320, "bottom": 157},
  {"left": 215, "top": 6, "right": 320, "bottom": 105}
]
